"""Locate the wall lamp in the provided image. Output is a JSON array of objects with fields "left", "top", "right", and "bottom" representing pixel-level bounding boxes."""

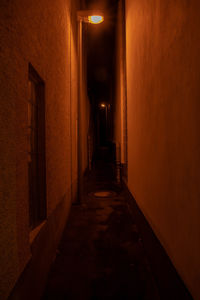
[
  {"left": 77, "top": 10, "right": 104, "bottom": 24},
  {"left": 100, "top": 103, "right": 106, "bottom": 108},
  {"left": 88, "top": 15, "right": 104, "bottom": 24}
]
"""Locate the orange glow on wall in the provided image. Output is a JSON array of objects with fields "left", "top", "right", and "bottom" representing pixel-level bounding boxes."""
[{"left": 88, "top": 15, "right": 104, "bottom": 24}]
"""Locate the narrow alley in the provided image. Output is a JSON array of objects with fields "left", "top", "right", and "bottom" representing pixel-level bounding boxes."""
[
  {"left": 42, "top": 157, "right": 191, "bottom": 300},
  {"left": 42, "top": 159, "right": 160, "bottom": 300},
  {"left": 1, "top": 0, "right": 200, "bottom": 299}
]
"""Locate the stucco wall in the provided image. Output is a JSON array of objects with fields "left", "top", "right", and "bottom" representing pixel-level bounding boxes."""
[
  {"left": 0, "top": 1, "right": 84, "bottom": 299},
  {"left": 126, "top": 0, "right": 200, "bottom": 299}
]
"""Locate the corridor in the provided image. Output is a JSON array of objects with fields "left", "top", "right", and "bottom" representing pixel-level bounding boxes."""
[
  {"left": 42, "top": 160, "right": 159, "bottom": 300},
  {"left": 42, "top": 156, "right": 191, "bottom": 300},
  {"left": 1, "top": 0, "right": 200, "bottom": 299}
]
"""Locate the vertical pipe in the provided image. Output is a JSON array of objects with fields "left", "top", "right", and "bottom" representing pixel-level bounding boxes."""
[
  {"left": 121, "top": 0, "right": 128, "bottom": 180},
  {"left": 116, "top": 142, "right": 121, "bottom": 184},
  {"left": 88, "top": 135, "right": 92, "bottom": 171},
  {"left": 76, "top": 19, "right": 82, "bottom": 204},
  {"left": 70, "top": 8, "right": 73, "bottom": 201}
]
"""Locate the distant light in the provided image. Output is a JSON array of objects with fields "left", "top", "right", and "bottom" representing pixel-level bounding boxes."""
[
  {"left": 100, "top": 103, "right": 106, "bottom": 108},
  {"left": 88, "top": 15, "right": 104, "bottom": 24}
]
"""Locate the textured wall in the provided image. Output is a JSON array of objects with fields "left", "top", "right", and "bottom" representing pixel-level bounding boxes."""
[
  {"left": 126, "top": 0, "right": 200, "bottom": 299},
  {"left": 0, "top": 0, "right": 84, "bottom": 299}
]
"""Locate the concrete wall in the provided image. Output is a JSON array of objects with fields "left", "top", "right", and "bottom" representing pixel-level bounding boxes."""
[
  {"left": 0, "top": 1, "right": 90, "bottom": 299},
  {"left": 125, "top": 0, "right": 200, "bottom": 299}
]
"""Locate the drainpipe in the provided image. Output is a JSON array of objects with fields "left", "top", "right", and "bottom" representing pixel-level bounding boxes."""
[
  {"left": 76, "top": 18, "right": 83, "bottom": 204},
  {"left": 116, "top": 142, "right": 121, "bottom": 184}
]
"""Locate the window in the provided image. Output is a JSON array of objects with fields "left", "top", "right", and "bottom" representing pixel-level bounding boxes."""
[{"left": 28, "top": 64, "right": 46, "bottom": 229}]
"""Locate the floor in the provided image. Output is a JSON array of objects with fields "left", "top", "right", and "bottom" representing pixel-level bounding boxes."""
[{"left": 42, "top": 160, "right": 192, "bottom": 300}]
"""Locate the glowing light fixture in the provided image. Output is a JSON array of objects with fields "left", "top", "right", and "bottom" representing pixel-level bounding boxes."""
[
  {"left": 100, "top": 103, "right": 106, "bottom": 108},
  {"left": 88, "top": 15, "right": 104, "bottom": 24},
  {"left": 77, "top": 10, "right": 104, "bottom": 24}
]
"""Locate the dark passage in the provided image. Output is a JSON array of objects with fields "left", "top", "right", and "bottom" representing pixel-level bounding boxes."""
[
  {"left": 42, "top": 158, "right": 191, "bottom": 300},
  {"left": 42, "top": 162, "right": 158, "bottom": 300}
]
